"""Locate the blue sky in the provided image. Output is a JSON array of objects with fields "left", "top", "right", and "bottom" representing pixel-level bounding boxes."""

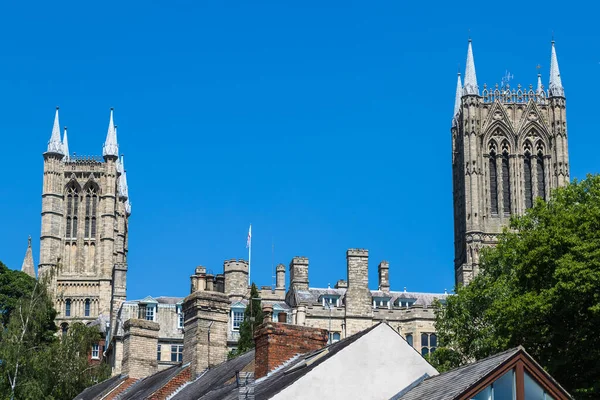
[{"left": 1, "top": 1, "right": 598, "bottom": 300}]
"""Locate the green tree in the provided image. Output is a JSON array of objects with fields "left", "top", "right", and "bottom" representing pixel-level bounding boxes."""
[
  {"left": 0, "top": 264, "right": 110, "bottom": 399},
  {"left": 0, "top": 262, "right": 37, "bottom": 327},
  {"left": 235, "top": 283, "right": 264, "bottom": 355},
  {"left": 433, "top": 175, "right": 600, "bottom": 399}
]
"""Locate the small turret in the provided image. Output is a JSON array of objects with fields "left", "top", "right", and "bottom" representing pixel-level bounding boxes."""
[
  {"left": 223, "top": 259, "right": 249, "bottom": 301},
  {"left": 62, "top": 126, "right": 70, "bottom": 161},
  {"left": 276, "top": 264, "right": 286, "bottom": 290},
  {"left": 102, "top": 108, "right": 119, "bottom": 159}
]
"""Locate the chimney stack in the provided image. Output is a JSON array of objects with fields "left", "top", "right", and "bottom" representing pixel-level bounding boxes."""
[
  {"left": 344, "top": 249, "right": 373, "bottom": 336},
  {"left": 289, "top": 257, "right": 309, "bottom": 291},
  {"left": 254, "top": 305, "right": 328, "bottom": 379},
  {"left": 121, "top": 319, "right": 160, "bottom": 379},
  {"left": 378, "top": 261, "right": 390, "bottom": 292}
]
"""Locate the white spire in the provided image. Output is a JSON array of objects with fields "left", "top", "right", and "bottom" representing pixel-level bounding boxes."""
[
  {"left": 62, "top": 126, "right": 70, "bottom": 161},
  {"left": 46, "top": 107, "right": 64, "bottom": 155},
  {"left": 452, "top": 73, "right": 462, "bottom": 127},
  {"left": 463, "top": 40, "right": 479, "bottom": 96},
  {"left": 536, "top": 73, "right": 544, "bottom": 95},
  {"left": 118, "top": 155, "right": 129, "bottom": 199},
  {"left": 102, "top": 108, "right": 119, "bottom": 157},
  {"left": 549, "top": 41, "right": 564, "bottom": 97}
]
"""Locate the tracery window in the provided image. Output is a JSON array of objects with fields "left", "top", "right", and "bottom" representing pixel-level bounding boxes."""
[
  {"left": 537, "top": 145, "right": 546, "bottom": 200},
  {"left": 489, "top": 144, "right": 498, "bottom": 215},
  {"left": 501, "top": 143, "right": 511, "bottom": 214},
  {"left": 65, "top": 184, "right": 79, "bottom": 238},
  {"left": 84, "top": 185, "right": 98, "bottom": 239},
  {"left": 421, "top": 333, "right": 437, "bottom": 356},
  {"left": 524, "top": 145, "right": 534, "bottom": 209}
]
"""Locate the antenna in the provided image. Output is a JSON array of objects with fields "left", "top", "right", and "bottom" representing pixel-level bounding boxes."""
[{"left": 271, "top": 239, "right": 275, "bottom": 290}]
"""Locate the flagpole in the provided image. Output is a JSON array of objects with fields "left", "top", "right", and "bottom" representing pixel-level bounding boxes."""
[{"left": 248, "top": 224, "right": 252, "bottom": 286}]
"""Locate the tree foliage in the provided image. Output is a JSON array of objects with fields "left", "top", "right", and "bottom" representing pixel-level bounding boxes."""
[
  {"left": 235, "top": 283, "right": 264, "bottom": 355},
  {"left": 433, "top": 175, "right": 600, "bottom": 399},
  {"left": 0, "top": 264, "right": 110, "bottom": 399}
]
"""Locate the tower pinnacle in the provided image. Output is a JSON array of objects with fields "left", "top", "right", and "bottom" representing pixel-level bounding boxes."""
[
  {"left": 537, "top": 72, "right": 544, "bottom": 95},
  {"left": 21, "top": 236, "right": 35, "bottom": 278},
  {"left": 463, "top": 39, "right": 479, "bottom": 96},
  {"left": 103, "top": 108, "right": 119, "bottom": 158},
  {"left": 453, "top": 72, "right": 463, "bottom": 126},
  {"left": 118, "top": 155, "right": 129, "bottom": 199},
  {"left": 46, "top": 107, "right": 64, "bottom": 155},
  {"left": 549, "top": 41, "right": 564, "bottom": 97},
  {"left": 62, "top": 126, "right": 70, "bottom": 161}
]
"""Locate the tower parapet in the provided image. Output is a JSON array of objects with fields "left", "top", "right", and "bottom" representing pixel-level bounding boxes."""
[{"left": 223, "top": 259, "right": 248, "bottom": 301}]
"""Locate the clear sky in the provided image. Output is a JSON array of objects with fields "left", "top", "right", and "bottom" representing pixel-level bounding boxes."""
[{"left": 0, "top": 1, "right": 598, "bottom": 300}]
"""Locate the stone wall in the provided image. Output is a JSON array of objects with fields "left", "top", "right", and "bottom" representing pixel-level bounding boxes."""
[{"left": 345, "top": 249, "right": 373, "bottom": 335}]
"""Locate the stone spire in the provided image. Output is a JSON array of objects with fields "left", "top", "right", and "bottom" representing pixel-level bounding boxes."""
[
  {"left": 102, "top": 108, "right": 119, "bottom": 158},
  {"left": 46, "top": 107, "right": 64, "bottom": 155},
  {"left": 536, "top": 73, "right": 544, "bottom": 95},
  {"left": 549, "top": 41, "right": 564, "bottom": 97},
  {"left": 21, "top": 236, "right": 35, "bottom": 278},
  {"left": 452, "top": 73, "right": 462, "bottom": 127},
  {"left": 62, "top": 126, "right": 70, "bottom": 161},
  {"left": 463, "top": 40, "right": 479, "bottom": 96},
  {"left": 118, "top": 155, "right": 129, "bottom": 199}
]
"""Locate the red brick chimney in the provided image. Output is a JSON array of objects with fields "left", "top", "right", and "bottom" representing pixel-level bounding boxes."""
[{"left": 254, "top": 309, "right": 328, "bottom": 379}]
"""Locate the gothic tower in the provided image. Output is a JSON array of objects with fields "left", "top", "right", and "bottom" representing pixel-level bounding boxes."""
[
  {"left": 39, "top": 108, "right": 131, "bottom": 332},
  {"left": 452, "top": 40, "right": 569, "bottom": 285}
]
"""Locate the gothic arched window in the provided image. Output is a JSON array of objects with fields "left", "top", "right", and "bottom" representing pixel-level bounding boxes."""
[
  {"left": 537, "top": 146, "right": 546, "bottom": 200},
  {"left": 489, "top": 144, "right": 498, "bottom": 215},
  {"left": 84, "top": 185, "right": 98, "bottom": 239},
  {"left": 501, "top": 144, "right": 511, "bottom": 214},
  {"left": 524, "top": 147, "right": 534, "bottom": 209},
  {"left": 65, "top": 184, "right": 79, "bottom": 238},
  {"left": 84, "top": 299, "right": 91, "bottom": 317}
]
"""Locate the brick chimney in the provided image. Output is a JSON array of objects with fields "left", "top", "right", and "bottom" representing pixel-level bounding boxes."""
[
  {"left": 121, "top": 319, "right": 160, "bottom": 379},
  {"left": 254, "top": 306, "right": 328, "bottom": 379}
]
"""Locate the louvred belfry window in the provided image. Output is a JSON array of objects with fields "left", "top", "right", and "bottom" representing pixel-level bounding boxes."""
[
  {"left": 489, "top": 149, "right": 498, "bottom": 214},
  {"left": 502, "top": 151, "right": 511, "bottom": 214},
  {"left": 524, "top": 153, "right": 533, "bottom": 209},
  {"left": 65, "top": 184, "right": 79, "bottom": 238}
]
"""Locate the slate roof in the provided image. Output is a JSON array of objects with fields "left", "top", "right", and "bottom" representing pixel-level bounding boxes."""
[
  {"left": 397, "top": 347, "right": 521, "bottom": 400},
  {"left": 119, "top": 364, "right": 184, "bottom": 400},
  {"left": 294, "top": 287, "right": 447, "bottom": 307},
  {"left": 73, "top": 374, "right": 124, "bottom": 400}
]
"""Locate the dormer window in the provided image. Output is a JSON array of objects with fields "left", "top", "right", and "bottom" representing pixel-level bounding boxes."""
[
  {"left": 373, "top": 297, "right": 391, "bottom": 309},
  {"left": 146, "top": 305, "right": 156, "bottom": 321},
  {"left": 321, "top": 295, "right": 340, "bottom": 308},
  {"left": 395, "top": 298, "right": 417, "bottom": 308}
]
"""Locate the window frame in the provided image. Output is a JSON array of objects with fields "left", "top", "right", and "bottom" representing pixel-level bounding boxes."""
[
  {"left": 170, "top": 344, "right": 183, "bottom": 363},
  {"left": 91, "top": 343, "right": 100, "bottom": 360}
]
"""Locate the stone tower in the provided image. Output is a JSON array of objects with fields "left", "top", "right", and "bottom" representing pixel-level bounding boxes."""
[
  {"left": 452, "top": 40, "right": 569, "bottom": 285},
  {"left": 39, "top": 108, "right": 131, "bottom": 332}
]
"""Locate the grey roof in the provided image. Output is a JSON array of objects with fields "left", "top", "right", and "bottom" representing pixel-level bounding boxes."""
[
  {"left": 155, "top": 296, "right": 184, "bottom": 304},
  {"left": 397, "top": 348, "right": 520, "bottom": 400},
  {"left": 73, "top": 374, "right": 124, "bottom": 400},
  {"left": 120, "top": 364, "right": 183, "bottom": 400},
  {"left": 171, "top": 350, "right": 255, "bottom": 400},
  {"left": 295, "top": 287, "right": 446, "bottom": 307}
]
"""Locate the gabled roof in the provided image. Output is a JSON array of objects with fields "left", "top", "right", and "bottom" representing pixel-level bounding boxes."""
[
  {"left": 397, "top": 347, "right": 572, "bottom": 400},
  {"left": 139, "top": 295, "right": 158, "bottom": 304}
]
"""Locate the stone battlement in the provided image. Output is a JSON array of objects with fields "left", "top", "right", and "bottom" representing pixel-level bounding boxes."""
[
  {"left": 64, "top": 155, "right": 104, "bottom": 164},
  {"left": 481, "top": 83, "right": 548, "bottom": 104},
  {"left": 223, "top": 259, "right": 249, "bottom": 269},
  {"left": 347, "top": 248, "right": 369, "bottom": 257},
  {"left": 291, "top": 256, "right": 309, "bottom": 265}
]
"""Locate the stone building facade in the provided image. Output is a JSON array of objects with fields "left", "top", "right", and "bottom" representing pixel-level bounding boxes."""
[
  {"left": 452, "top": 40, "right": 570, "bottom": 285},
  {"left": 38, "top": 107, "right": 130, "bottom": 334}
]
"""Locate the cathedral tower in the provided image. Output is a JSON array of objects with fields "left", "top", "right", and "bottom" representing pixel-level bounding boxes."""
[
  {"left": 39, "top": 108, "right": 131, "bottom": 332},
  {"left": 452, "top": 40, "right": 569, "bottom": 285}
]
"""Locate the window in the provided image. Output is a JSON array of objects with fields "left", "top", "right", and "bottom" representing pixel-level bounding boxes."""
[
  {"left": 146, "top": 305, "right": 155, "bottom": 321},
  {"left": 65, "top": 299, "right": 71, "bottom": 317},
  {"left": 84, "top": 186, "right": 98, "bottom": 238},
  {"left": 397, "top": 299, "right": 415, "bottom": 308},
  {"left": 60, "top": 323, "right": 68, "bottom": 336},
  {"left": 322, "top": 296, "right": 339, "bottom": 307},
  {"left": 65, "top": 184, "right": 79, "bottom": 238},
  {"left": 489, "top": 149, "right": 498, "bottom": 214},
  {"left": 524, "top": 370, "right": 555, "bottom": 400},
  {"left": 537, "top": 151, "right": 546, "bottom": 200},
  {"left": 472, "top": 369, "right": 515, "bottom": 400},
  {"left": 232, "top": 310, "right": 244, "bottom": 331},
  {"left": 177, "top": 307, "right": 184, "bottom": 329},
  {"left": 91, "top": 344, "right": 99, "bottom": 359},
  {"left": 84, "top": 299, "right": 90, "bottom": 317},
  {"left": 171, "top": 345, "right": 183, "bottom": 362},
  {"left": 329, "top": 332, "right": 341, "bottom": 343},
  {"left": 157, "top": 344, "right": 161, "bottom": 361},
  {"left": 524, "top": 152, "right": 533, "bottom": 209},
  {"left": 406, "top": 334, "right": 413, "bottom": 347},
  {"left": 502, "top": 151, "right": 511, "bottom": 214},
  {"left": 373, "top": 298, "right": 390, "bottom": 309},
  {"left": 421, "top": 333, "right": 437, "bottom": 355}
]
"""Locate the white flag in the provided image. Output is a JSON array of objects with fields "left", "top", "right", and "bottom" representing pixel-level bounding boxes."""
[{"left": 246, "top": 225, "right": 252, "bottom": 248}]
